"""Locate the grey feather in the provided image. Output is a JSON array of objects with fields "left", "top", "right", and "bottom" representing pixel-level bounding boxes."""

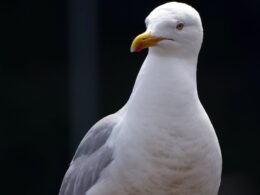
[{"left": 59, "top": 114, "right": 118, "bottom": 195}]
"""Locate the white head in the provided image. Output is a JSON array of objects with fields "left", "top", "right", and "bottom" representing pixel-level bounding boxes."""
[{"left": 131, "top": 2, "right": 203, "bottom": 58}]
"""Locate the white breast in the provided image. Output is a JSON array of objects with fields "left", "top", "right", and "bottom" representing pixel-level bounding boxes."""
[{"left": 107, "top": 101, "right": 222, "bottom": 195}]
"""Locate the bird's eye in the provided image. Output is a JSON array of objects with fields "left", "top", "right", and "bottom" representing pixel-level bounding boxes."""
[{"left": 176, "top": 23, "right": 184, "bottom": 30}]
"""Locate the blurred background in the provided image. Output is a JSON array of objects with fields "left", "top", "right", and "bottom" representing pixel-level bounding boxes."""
[{"left": 1, "top": 0, "right": 259, "bottom": 194}]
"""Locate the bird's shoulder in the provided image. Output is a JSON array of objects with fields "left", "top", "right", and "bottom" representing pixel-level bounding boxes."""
[
  {"left": 59, "top": 113, "right": 119, "bottom": 195},
  {"left": 73, "top": 113, "right": 118, "bottom": 160}
]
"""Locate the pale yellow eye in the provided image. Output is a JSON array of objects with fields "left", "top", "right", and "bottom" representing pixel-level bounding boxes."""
[{"left": 176, "top": 23, "right": 184, "bottom": 30}]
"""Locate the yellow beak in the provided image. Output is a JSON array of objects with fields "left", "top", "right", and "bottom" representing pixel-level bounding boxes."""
[{"left": 130, "top": 32, "right": 163, "bottom": 52}]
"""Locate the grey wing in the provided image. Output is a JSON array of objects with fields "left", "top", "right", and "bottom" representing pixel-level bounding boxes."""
[{"left": 59, "top": 114, "right": 118, "bottom": 195}]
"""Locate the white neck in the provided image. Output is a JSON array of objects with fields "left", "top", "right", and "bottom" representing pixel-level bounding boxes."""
[
  {"left": 125, "top": 49, "right": 200, "bottom": 125},
  {"left": 112, "top": 49, "right": 221, "bottom": 195}
]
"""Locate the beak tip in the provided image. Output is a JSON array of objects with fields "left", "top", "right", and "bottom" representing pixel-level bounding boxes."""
[{"left": 130, "top": 45, "right": 137, "bottom": 53}]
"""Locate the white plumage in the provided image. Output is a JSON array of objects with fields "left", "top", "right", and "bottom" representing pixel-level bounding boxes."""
[{"left": 59, "top": 2, "right": 222, "bottom": 195}]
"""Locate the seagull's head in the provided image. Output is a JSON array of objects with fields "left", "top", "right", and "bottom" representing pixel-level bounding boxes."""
[{"left": 131, "top": 2, "right": 203, "bottom": 57}]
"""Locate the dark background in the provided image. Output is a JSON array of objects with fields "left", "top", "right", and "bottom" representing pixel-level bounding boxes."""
[{"left": 1, "top": 0, "right": 259, "bottom": 194}]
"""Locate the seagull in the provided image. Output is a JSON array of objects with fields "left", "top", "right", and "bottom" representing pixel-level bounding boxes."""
[{"left": 59, "top": 2, "right": 222, "bottom": 195}]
